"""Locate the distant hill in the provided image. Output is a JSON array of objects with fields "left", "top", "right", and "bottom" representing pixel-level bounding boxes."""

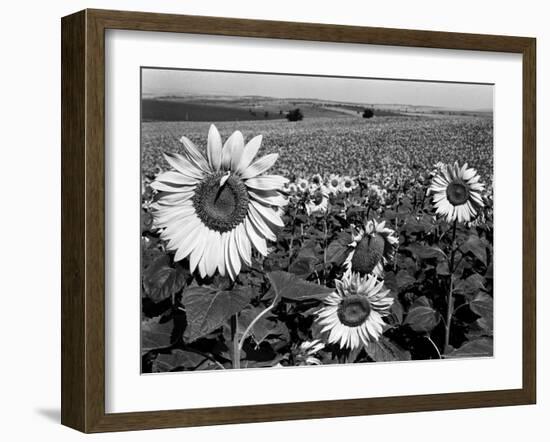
[{"left": 141, "top": 95, "right": 490, "bottom": 122}]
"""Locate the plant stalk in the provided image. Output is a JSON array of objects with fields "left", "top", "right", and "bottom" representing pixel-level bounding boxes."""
[
  {"left": 231, "top": 314, "right": 240, "bottom": 369},
  {"left": 444, "top": 220, "right": 458, "bottom": 353}
]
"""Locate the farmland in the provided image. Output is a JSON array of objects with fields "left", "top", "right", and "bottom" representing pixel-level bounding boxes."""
[
  {"left": 142, "top": 115, "right": 493, "bottom": 184},
  {"left": 140, "top": 112, "right": 494, "bottom": 372}
]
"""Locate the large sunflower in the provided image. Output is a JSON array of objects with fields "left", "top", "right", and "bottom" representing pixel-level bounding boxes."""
[
  {"left": 316, "top": 272, "right": 393, "bottom": 350},
  {"left": 151, "top": 124, "right": 288, "bottom": 279},
  {"left": 429, "top": 162, "right": 484, "bottom": 223},
  {"left": 344, "top": 219, "right": 398, "bottom": 277}
]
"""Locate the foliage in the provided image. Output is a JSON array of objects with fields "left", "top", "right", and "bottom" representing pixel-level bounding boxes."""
[
  {"left": 140, "top": 115, "right": 494, "bottom": 372},
  {"left": 285, "top": 108, "right": 304, "bottom": 122},
  {"left": 362, "top": 108, "right": 374, "bottom": 119}
]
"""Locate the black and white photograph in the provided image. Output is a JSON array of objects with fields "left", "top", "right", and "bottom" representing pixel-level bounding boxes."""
[{"left": 140, "top": 68, "right": 494, "bottom": 373}]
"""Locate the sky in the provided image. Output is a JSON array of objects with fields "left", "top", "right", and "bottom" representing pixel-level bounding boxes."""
[{"left": 142, "top": 68, "right": 493, "bottom": 111}]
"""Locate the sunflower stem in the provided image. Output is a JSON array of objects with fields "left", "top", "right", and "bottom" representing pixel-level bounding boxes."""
[
  {"left": 322, "top": 213, "right": 328, "bottom": 284},
  {"left": 231, "top": 314, "right": 240, "bottom": 369},
  {"left": 444, "top": 220, "right": 458, "bottom": 353}
]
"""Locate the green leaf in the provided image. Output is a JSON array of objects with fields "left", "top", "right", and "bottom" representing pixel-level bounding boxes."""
[
  {"left": 382, "top": 270, "right": 415, "bottom": 294},
  {"left": 470, "top": 293, "right": 493, "bottom": 318},
  {"left": 142, "top": 255, "right": 188, "bottom": 302},
  {"left": 436, "top": 261, "right": 450, "bottom": 276},
  {"left": 405, "top": 304, "right": 440, "bottom": 333},
  {"left": 446, "top": 337, "right": 493, "bottom": 358},
  {"left": 266, "top": 271, "right": 333, "bottom": 302},
  {"left": 153, "top": 349, "right": 212, "bottom": 372},
  {"left": 141, "top": 316, "right": 174, "bottom": 351},
  {"left": 181, "top": 286, "right": 253, "bottom": 342},
  {"left": 470, "top": 293, "right": 493, "bottom": 333},
  {"left": 390, "top": 300, "right": 404, "bottom": 325},
  {"left": 454, "top": 273, "right": 486, "bottom": 298},
  {"left": 395, "top": 270, "right": 416, "bottom": 289},
  {"left": 460, "top": 235, "right": 487, "bottom": 265},
  {"left": 407, "top": 243, "right": 446, "bottom": 260},
  {"left": 325, "top": 235, "right": 351, "bottom": 265},
  {"left": 239, "top": 307, "right": 288, "bottom": 346},
  {"left": 289, "top": 254, "right": 318, "bottom": 278},
  {"left": 366, "top": 337, "right": 411, "bottom": 362}
]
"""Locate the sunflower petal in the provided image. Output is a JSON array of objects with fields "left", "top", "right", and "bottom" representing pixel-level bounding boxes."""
[
  {"left": 221, "top": 130, "right": 245, "bottom": 171},
  {"left": 244, "top": 217, "right": 268, "bottom": 256},
  {"left": 179, "top": 136, "right": 210, "bottom": 173},
  {"left": 155, "top": 171, "right": 199, "bottom": 186},
  {"left": 245, "top": 175, "right": 289, "bottom": 191},
  {"left": 163, "top": 152, "right": 204, "bottom": 179},
  {"left": 207, "top": 124, "right": 222, "bottom": 171},
  {"left": 236, "top": 135, "right": 262, "bottom": 173},
  {"left": 241, "top": 153, "right": 279, "bottom": 179},
  {"left": 251, "top": 201, "right": 284, "bottom": 227}
]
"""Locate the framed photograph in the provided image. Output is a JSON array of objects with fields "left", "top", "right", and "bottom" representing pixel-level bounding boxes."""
[{"left": 61, "top": 9, "right": 536, "bottom": 433}]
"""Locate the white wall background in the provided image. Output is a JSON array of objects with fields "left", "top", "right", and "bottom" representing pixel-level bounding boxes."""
[{"left": 0, "top": 0, "right": 546, "bottom": 440}]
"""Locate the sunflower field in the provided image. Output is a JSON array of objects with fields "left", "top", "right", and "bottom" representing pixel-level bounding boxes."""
[{"left": 141, "top": 115, "right": 493, "bottom": 373}]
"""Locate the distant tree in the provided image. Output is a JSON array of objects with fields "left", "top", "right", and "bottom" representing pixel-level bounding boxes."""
[
  {"left": 264, "top": 111, "right": 269, "bottom": 118},
  {"left": 286, "top": 108, "right": 304, "bottom": 122},
  {"left": 279, "top": 109, "right": 283, "bottom": 116},
  {"left": 362, "top": 108, "right": 374, "bottom": 119}
]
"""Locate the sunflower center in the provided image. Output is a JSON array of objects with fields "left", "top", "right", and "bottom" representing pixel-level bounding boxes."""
[
  {"left": 331, "top": 179, "right": 339, "bottom": 187},
  {"left": 337, "top": 295, "right": 371, "bottom": 327},
  {"left": 446, "top": 181, "right": 469, "bottom": 206},
  {"left": 344, "top": 181, "right": 352, "bottom": 188},
  {"left": 351, "top": 233, "right": 385, "bottom": 275},
  {"left": 192, "top": 172, "right": 249, "bottom": 232},
  {"left": 312, "top": 191, "right": 324, "bottom": 205}
]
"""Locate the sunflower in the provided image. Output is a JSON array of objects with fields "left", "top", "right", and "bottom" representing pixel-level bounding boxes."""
[
  {"left": 288, "top": 183, "right": 298, "bottom": 194},
  {"left": 310, "top": 173, "right": 324, "bottom": 188},
  {"left": 429, "top": 162, "right": 484, "bottom": 223},
  {"left": 295, "top": 340, "right": 324, "bottom": 366},
  {"left": 305, "top": 185, "right": 329, "bottom": 215},
  {"left": 344, "top": 219, "right": 398, "bottom": 277},
  {"left": 297, "top": 178, "right": 309, "bottom": 193},
  {"left": 316, "top": 272, "right": 393, "bottom": 350},
  {"left": 151, "top": 124, "right": 288, "bottom": 279},
  {"left": 327, "top": 174, "right": 341, "bottom": 195},
  {"left": 340, "top": 176, "right": 356, "bottom": 193}
]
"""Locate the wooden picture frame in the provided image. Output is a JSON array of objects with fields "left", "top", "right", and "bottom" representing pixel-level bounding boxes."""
[{"left": 61, "top": 8, "right": 536, "bottom": 433}]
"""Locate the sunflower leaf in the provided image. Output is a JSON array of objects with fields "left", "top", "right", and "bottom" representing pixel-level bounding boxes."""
[
  {"left": 407, "top": 243, "right": 446, "bottom": 261},
  {"left": 470, "top": 292, "right": 493, "bottom": 333},
  {"left": 153, "top": 349, "right": 212, "bottom": 372},
  {"left": 366, "top": 337, "right": 411, "bottom": 362},
  {"left": 238, "top": 307, "right": 288, "bottom": 346},
  {"left": 141, "top": 316, "right": 175, "bottom": 352},
  {"left": 325, "top": 234, "right": 351, "bottom": 265},
  {"left": 266, "top": 271, "right": 333, "bottom": 302},
  {"left": 142, "top": 255, "right": 188, "bottom": 302},
  {"left": 446, "top": 337, "right": 493, "bottom": 358},
  {"left": 460, "top": 235, "right": 488, "bottom": 265},
  {"left": 405, "top": 304, "right": 440, "bottom": 333},
  {"left": 289, "top": 256, "right": 318, "bottom": 278},
  {"left": 181, "top": 286, "right": 253, "bottom": 343},
  {"left": 454, "top": 273, "right": 486, "bottom": 299}
]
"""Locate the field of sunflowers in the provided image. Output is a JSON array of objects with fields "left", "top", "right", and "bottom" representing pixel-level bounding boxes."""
[{"left": 141, "top": 115, "right": 494, "bottom": 373}]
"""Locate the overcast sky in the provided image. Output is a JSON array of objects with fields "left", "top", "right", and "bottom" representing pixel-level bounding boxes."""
[{"left": 142, "top": 68, "right": 493, "bottom": 110}]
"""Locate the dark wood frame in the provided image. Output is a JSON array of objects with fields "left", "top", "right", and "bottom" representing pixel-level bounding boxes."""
[{"left": 61, "top": 8, "right": 536, "bottom": 433}]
